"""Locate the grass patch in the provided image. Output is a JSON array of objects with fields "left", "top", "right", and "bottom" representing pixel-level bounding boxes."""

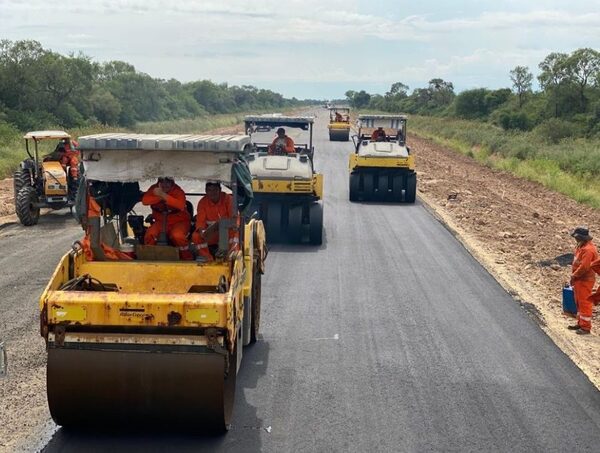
[{"left": 410, "top": 115, "right": 600, "bottom": 209}]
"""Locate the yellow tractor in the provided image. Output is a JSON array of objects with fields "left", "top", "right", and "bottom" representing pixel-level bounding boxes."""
[
  {"left": 349, "top": 114, "right": 416, "bottom": 202},
  {"left": 244, "top": 115, "right": 324, "bottom": 245},
  {"left": 14, "top": 131, "right": 80, "bottom": 225},
  {"left": 39, "top": 133, "right": 267, "bottom": 431},
  {"left": 327, "top": 107, "right": 351, "bottom": 141}
]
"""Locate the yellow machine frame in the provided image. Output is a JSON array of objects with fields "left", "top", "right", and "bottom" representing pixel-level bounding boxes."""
[
  {"left": 349, "top": 154, "right": 415, "bottom": 171},
  {"left": 251, "top": 174, "right": 323, "bottom": 198}
]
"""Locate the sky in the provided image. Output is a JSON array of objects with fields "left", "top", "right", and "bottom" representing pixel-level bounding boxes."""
[{"left": 1, "top": 0, "right": 599, "bottom": 99}]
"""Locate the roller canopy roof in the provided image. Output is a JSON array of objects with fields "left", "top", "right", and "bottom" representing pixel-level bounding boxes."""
[
  {"left": 77, "top": 133, "right": 252, "bottom": 183},
  {"left": 78, "top": 133, "right": 251, "bottom": 152},
  {"left": 244, "top": 115, "right": 314, "bottom": 130},
  {"left": 358, "top": 114, "right": 407, "bottom": 120},
  {"left": 23, "top": 130, "right": 71, "bottom": 140}
]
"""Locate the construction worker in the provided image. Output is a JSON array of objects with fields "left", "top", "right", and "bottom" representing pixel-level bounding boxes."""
[
  {"left": 567, "top": 227, "right": 598, "bottom": 334},
  {"left": 191, "top": 181, "right": 239, "bottom": 262},
  {"left": 371, "top": 127, "right": 387, "bottom": 142},
  {"left": 141, "top": 177, "right": 192, "bottom": 260},
  {"left": 62, "top": 140, "right": 80, "bottom": 200},
  {"left": 334, "top": 111, "right": 343, "bottom": 122},
  {"left": 45, "top": 139, "right": 80, "bottom": 200},
  {"left": 268, "top": 127, "right": 295, "bottom": 154}
]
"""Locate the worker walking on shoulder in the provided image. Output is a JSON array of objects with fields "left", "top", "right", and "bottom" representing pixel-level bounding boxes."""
[
  {"left": 142, "top": 177, "right": 192, "bottom": 260},
  {"left": 568, "top": 227, "right": 598, "bottom": 335},
  {"left": 191, "top": 181, "right": 239, "bottom": 262}
]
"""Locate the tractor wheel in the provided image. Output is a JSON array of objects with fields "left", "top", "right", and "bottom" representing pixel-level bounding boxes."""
[
  {"left": 16, "top": 186, "right": 40, "bottom": 226},
  {"left": 13, "top": 169, "right": 30, "bottom": 204},
  {"left": 405, "top": 173, "right": 417, "bottom": 203},
  {"left": 349, "top": 173, "right": 359, "bottom": 202},
  {"left": 309, "top": 203, "right": 323, "bottom": 246}
]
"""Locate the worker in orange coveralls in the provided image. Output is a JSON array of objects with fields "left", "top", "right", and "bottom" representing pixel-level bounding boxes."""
[
  {"left": 567, "top": 227, "right": 598, "bottom": 334},
  {"left": 142, "top": 177, "right": 192, "bottom": 260},
  {"left": 268, "top": 128, "right": 295, "bottom": 154},
  {"left": 60, "top": 139, "right": 80, "bottom": 178},
  {"left": 191, "top": 181, "right": 239, "bottom": 262},
  {"left": 45, "top": 139, "right": 81, "bottom": 200},
  {"left": 371, "top": 127, "right": 387, "bottom": 142}
]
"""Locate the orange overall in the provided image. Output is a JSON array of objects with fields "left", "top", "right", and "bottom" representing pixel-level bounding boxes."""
[
  {"left": 60, "top": 140, "right": 80, "bottom": 178},
  {"left": 371, "top": 129, "right": 386, "bottom": 141},
  {"left": 191, "top": 193, "right": 239, "bottom": 261},
  {"left": 81, "top": 194, "right": 132, "bottom": 261},
  {"left": 571, "top": 241, "right": 598, "bottom": 331},
  {"left": 142, "top": 183, "right": 192, "bottom": 260},
  {"left": 268, "top": 136, "right": 295, "bottom": 154}
]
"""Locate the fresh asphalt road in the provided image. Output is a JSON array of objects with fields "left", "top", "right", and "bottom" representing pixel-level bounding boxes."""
[{"left": 4, "top": 110, "right": 599, "bottom": 452}]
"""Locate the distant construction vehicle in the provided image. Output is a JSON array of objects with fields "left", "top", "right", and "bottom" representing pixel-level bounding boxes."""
[
  {"left": 244, "top": 115, "right": 324, "bottom": 245},
  {"left": 327, "top": 107, "right": 351, "bottom": 141},
  {"left": 39, "top": 133, "right": 267, "bottom": 431},
  {"left": 13, "top": 131, "right": 80, "bottom": 225},
  {"left": 349, "top": 114, "right": 416, "bottom": 202}
]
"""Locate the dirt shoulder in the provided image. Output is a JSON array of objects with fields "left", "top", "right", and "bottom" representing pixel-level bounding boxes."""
[{"left": 411, "top": 133, "right": 600, "bottom": 388}]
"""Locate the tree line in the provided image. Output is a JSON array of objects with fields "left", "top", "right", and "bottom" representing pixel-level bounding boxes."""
[
  {"left": 0, "top": 40, "right": 314, "bottom": 131},
  {"left": 345, "top": 48, "right": 600, "bottom": 142}
]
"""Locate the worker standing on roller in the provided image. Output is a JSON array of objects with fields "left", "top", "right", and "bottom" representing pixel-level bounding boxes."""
[
  {"left": 142, "top": 177, "right": 192, "bottom": 260},
  {"left": 268, "top": 127, "right": 295, "bottom": 154},
  {"left": 192, "top": 181, "right": 239, "bottom": 262},
  {"left": 567, "top": 227, "right": 598, "bottom": 335}
]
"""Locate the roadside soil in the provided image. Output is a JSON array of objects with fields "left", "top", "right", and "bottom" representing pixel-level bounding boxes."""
[{"left": 411, "top": 133, "right": 600, "bottom": 388}]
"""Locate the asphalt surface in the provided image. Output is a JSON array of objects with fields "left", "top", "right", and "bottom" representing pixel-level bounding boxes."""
[{"left": 1, "top": 110, "right": 599, "bottom": 452}]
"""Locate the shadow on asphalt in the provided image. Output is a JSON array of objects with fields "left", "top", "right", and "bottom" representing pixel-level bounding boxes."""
[
  {"left": 41, "top": 341, "right": 271, "bottom": 453},
  {"left": 0, "top": 209, "right": 77, "bottom": 233}
]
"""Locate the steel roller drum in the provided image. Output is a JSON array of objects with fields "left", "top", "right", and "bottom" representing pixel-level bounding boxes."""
[{"left": 47, "top": 344, "right": 236, "bottom": 431}]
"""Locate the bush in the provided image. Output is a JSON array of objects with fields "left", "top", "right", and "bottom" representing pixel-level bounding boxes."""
[
  {"left": 533, "top": 118, "right": 581, "bottom": 144},
  {"left": 498, "top": 111, "right": 533, "bottom": 131}
]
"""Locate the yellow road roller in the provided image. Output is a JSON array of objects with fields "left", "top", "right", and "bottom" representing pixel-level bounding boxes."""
[
  {"left": 349, "top": 114, "right": 416, "bottom": 203},
  {"left": 244, "top": 115, "right": 323, "bottom": 245},
  {"left": 327, "top": 107, "right": 351, "bottom": 141},
  {"left": 39, "top": 133, "right": 267, "bottom": 431}
]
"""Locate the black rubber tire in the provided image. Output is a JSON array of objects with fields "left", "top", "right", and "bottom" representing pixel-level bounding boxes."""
[
  {"left": 250, "top": 263, "right": 261, "bottom": 344},
  {"left": 309, "top": 203, "right": 323, "bottom": 245},
  {"left": 377, "top": 174, "right": 389, "bottom": 200},
  {"left": 362, "top": 173, "right": 374, "bottom": 201},
  {"left": 287, "top": 205, "right": 303, "bottom": 243},
  {"left": 405, "top": 172, "right": 417, "bottom": 203},
  {"left": 13, "top": 169, "right": 30, "bottom": 204},
  {"left": 265, "top": 202, "right": 282, "bottom": 243},
  {"left": 392, "top": 174, "right": 404, "bottom": 202},
  {"left": 349, "top": 173, "right": 359, "bottom": 202},
  {"left": 16, "top": 186, "right": 40, "bottom": 226}
]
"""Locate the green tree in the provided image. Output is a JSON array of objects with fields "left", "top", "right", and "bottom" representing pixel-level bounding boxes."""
[
  {"left": 538, "top": 52, "right": 570, "bottom": 117},
  {"left": 564, "top": 48, "right": 600, "bottom": 112},
  {"left": 509, "top": 66, "right": 533, "bottom": 108}
]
